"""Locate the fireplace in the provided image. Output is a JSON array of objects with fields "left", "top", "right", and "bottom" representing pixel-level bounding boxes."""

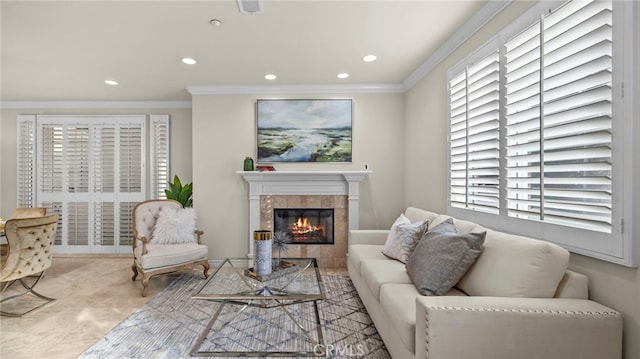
[
  {"left": 273, "top": 208, "right": 334, "bottom": 244},
  {"left": 238, "top": 170, "right": 371, "bottom": 267}
]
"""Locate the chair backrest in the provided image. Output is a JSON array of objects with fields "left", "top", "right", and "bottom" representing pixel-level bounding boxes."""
[
  {"left": 11, "top": 207, "right": 47, "bottom": 219},
  {"left": 132, "top": 199, "right": 182, "bottom": 249},
  {"left": 1, "top": 214, "right": 59, "bottom": 282}
]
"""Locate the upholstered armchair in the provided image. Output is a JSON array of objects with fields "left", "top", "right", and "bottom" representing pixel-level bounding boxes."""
[
  {"left": 11, "top": 207, "right": 47, "bottom": 219},
  {"left": 0, "top": 214, "right": 59, "bottom": 317},
  {"left": 131, "top": 199, "right": 210, "bottom": 296},
  {"left": 1, "top": 207, "right": 47, "bottom": 258}
]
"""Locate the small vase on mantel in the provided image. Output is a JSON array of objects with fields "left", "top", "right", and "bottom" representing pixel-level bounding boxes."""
[{"left": 243, "top": 157, "right": 254, "bottom": 171}]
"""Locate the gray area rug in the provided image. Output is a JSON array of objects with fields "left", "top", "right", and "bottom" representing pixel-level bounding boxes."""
[{"left": 79, "top": 274, "right": 390, "bottom": 358}]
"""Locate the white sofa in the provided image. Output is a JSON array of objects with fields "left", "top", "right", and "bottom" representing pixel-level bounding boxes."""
[{"left": 347, "top": 207, "right": 623, "bottom": 359}]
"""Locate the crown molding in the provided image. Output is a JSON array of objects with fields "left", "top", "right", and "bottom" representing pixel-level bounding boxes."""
[
  {"left": 403, "top": 0, "right": 512, "bottom": 90},
  {"left": 1, "top": 100, "right": 192, "bottom": 110},
  {"left": 186, "top": 83, "right": 406, "bottom": 95}
]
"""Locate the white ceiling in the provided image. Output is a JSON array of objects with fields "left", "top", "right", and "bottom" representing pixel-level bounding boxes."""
[{"left": 1, "top": 0, "right": 488, "bottom": 102}]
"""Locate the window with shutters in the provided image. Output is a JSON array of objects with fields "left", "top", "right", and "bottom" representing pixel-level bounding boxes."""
[
  {"left": 447, "top": 0, "right": 638, "bottom": 267},
  {"left": 449, "top": 46, "right": 501, "bottom": 215},
  {"left": 16, "top": 115, "right": 170, "bottom": 254}
]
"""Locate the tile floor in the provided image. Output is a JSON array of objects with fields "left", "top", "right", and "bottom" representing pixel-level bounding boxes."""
[{"left": 0, "top": 256, "right": 346, "bottom": 359}]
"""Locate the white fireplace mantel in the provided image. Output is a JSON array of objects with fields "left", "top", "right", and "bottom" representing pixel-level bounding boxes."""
[{"left": 238, "top": 170, "right": 371, "bottom": 258}]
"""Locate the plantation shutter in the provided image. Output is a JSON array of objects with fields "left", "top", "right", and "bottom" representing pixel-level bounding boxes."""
[
  {"left": 449, "top": 49, "right": 501, "bottom": 214},
  {"left": 505, "top": 21, "right": 543, "bottom": 220},
  {"left": 150, "top": 114, "right": 170, "bottom": 199},
  {"left": 116, "top": 119, "right": 145, "bottom": 248},
  {"left": 449, "top": 71, "right": 467, "bottom": 210},
  {"left": 38, "top": 121, "right": 65, "bottom": 245},
  {"left": 66, "top": 124, "right": 90, "bottom": 246},
  {"left": 505, "top": 0, "right": 612, "bottom": 232},
  {"left": 33, "top": 115, "right": 146, "bottom": 253},
  {"left": 92, "top": 124, "right": 116, "bottom": 247},
  {"left": 16, "top": 115, "right": 37, "bottom": 208}
]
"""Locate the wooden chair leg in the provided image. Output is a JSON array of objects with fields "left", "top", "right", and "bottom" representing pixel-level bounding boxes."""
[
  {"left": 141, "top": 275, "right": 150, "bottom": 297},
  {"left": 131, "top": 264, "right": 139, "bottom": 281},
  {"left": 202, "top": 262, "right": 210, "bottom": 278}
]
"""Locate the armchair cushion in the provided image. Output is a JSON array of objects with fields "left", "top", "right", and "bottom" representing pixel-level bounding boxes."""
[
  {"left": 152, "top": 207, "right": 197, "bottom": 244},
  {"left": 136, "top": 243, "right": 208, "bottom": 270}
]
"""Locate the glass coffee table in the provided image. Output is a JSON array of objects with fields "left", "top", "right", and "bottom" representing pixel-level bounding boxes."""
[{"left": 190, "top": 257, "right": 325, "bottom": 357}]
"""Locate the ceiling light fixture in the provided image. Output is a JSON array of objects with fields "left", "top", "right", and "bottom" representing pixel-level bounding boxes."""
[
  {"left": 104, "top": 79, "right": 118, "bottom": 86},
  {"left": 265, "top": 74, "right": 277, "bottom": 80},
  {"left": 362, "top": 54, "right": 377, "bottom": 62},
  {"left": 209, "top": 19, "right": 222, "bottom": 27},
  {"left": 337, "top": 73, "right": 350, "bottom": 79},
  {"left": 181, "top": 57, "right": 197, "bottom": 65}
]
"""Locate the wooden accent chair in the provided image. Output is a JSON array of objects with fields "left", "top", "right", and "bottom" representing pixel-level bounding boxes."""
[
  {"left": 0, "top": 214, "right": 59, "bottom": 317},
  {"left": 131, "top": 199, "right": 210, "bottom": 296}
]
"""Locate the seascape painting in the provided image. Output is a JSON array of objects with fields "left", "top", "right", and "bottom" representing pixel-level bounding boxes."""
[{"left": 256, "top": 99, "right": 352, "bottom": 163}]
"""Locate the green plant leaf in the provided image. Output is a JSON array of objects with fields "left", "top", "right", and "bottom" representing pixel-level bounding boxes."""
[{"left": 165, "top": 174, "right": 193, "bottom": 207}]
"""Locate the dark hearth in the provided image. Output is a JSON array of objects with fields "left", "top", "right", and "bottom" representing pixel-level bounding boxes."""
[{"left": 273, "top": 208, "right": 334, "bottom": 244}]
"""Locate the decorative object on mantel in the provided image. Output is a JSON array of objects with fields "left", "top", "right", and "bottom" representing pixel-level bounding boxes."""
[
  {"left": 253, "top": 230, "right": 272, "bottom": 276},
  {"left": 256, "top": 165, "right": 276, "bottom": 172},
  {"left": 165, "top": 175, "right": 193, "bottom": 207},
  {"left": 256, "top": 99, "right": 352, "bottom": 163},
  {"left": 243, "top": 157, "right": 254, "bottom": 171}
]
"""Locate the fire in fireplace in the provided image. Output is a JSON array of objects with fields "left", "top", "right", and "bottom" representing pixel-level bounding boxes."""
[{"left": 273, "top": 208, "right": 334, "bottom": 244}]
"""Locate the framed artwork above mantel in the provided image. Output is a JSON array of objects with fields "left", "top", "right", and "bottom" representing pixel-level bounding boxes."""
[{"left": 256, "top": 99, "right": 352, "bottom": 163}]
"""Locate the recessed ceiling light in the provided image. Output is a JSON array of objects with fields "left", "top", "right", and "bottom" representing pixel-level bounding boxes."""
[
  {"left": 363, "top": 54, "right": 377, "bottom": 62},
  {"left": 265, "top": 74, "right": 277, "bottom": 80},
  {"left": 181, "top": 57, "right": 197, "bottom": 65},
  {"left": 104, "top": 79, "right": 118, "bottom": 86},
  {"left": 337, "top": 73, "right": 350, "bottom": 79}
]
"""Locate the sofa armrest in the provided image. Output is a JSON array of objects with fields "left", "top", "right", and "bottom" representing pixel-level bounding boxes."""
[
  {"left": 348, "top": 229, "right": 389, "bottom": 246},
  {"left": 415, "top": 296, "right": 622, "bottom": 359}
]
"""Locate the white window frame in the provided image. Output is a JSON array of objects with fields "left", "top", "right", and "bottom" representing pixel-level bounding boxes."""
[{"left": 447, "top": 0, "right": 638, "bottom": 267}]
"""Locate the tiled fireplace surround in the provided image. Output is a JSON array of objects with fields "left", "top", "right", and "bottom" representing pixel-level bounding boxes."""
[
  {"left": 261, "top": 195, "right": 347, "bottom": 268},
  {"left": 239, "top": 171, "right": 371, "bottom": 269}
]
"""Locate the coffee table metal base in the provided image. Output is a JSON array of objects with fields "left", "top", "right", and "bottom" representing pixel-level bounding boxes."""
[{"left": 190, "top": 298, "right": 324, "bottom": 357}]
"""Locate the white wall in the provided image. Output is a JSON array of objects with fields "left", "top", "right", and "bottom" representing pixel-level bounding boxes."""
[
  {"left": 191, "top": 93, "right": 405, "bottom": 259},
  {"left": 0, "top": 107, "right": 194, "bottom": 218},
  {"left": 404, "top": 2, "right": 640, "bottom": 358}
]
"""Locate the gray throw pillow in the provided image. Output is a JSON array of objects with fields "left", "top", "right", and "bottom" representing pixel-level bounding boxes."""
[{"left": 406, "top": 218, "right": 486, "bottom": 296}]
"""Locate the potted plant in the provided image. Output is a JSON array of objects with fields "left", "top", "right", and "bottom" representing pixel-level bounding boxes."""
[{"left": 165, "top": 175, "right": 193, "bottom": 207}]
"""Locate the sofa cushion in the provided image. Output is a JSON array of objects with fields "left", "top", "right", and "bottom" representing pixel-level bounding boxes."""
[
  {"left": 457, "top": 230, "right": 570, "bottom": 298},
  {"left": 348, "top": 244, "right": 386, "bottom": 275},
  {"left": 379, "top": 283, "right": 467, "bottom": 354},
  {"left": 382, "top": 214, "right": 429, "bottom": 263},
  {"left": 361, "top": 259, "right": 412, "bottom": 300},
  {"left": 406, "top": 218, "right": 486, "bottom": 296},
  {"left": 136, "top": 243, "right": 208, "bottom": 270},
  {"left": 404, "top": 207, "right": 439, "bottom": 224}
]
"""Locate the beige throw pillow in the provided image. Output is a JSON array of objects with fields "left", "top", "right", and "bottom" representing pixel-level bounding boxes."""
[{"left": 382, "top": 214, "right": 429, "bottom": 263}]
